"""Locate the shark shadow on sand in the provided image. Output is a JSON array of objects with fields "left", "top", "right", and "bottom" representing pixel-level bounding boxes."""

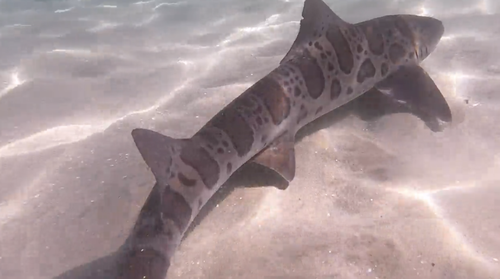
[{"left": 54, "top": 83, "right": 452, "bottom": 279}]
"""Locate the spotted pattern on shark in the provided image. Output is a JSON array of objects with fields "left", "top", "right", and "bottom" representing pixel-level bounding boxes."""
[
  {"left": 330, "top": 79, "right": 342, "bottom": 100},
  {"left": 180, "top": 145, "right": 220, "bottom": 189},
  {"left": 290, "top": 50, "right": 325, "bottom": 99},
  {"left": 249, "top": 76, "right": 291, "bottom": 126},
  {"left": 125, "top": 1, "right": 450, "bottom": 278},
  {"left": 357, "top": 59, "right": 377, "bottom": 83},
  {"left": 326, "top": 26, "right": 354, "bottom": 74}
]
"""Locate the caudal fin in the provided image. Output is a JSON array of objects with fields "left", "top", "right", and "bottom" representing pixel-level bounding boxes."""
[{"left": 131, "top": 128, "right": 188, "bottom": 184}]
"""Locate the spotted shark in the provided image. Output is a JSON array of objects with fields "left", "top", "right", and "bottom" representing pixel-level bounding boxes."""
[{"left": 118, "top": 0, "right": 452, "bottom": 277}]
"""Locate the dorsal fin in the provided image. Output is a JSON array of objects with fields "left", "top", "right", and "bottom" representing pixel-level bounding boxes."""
[
  {"left": 281, "top": 0, "right": 348, "bottom": 64},
  {"left": 131, "top": 128, "right": 188, "bottom": 185}
]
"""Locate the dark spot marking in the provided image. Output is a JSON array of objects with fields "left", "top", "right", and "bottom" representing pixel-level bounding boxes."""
[
  {"left": 207, "top": 144, "right": 214, "bottom": 150},
  {"left": 327, "top": 62, "right": 334, "bottom": 72},
  {"left": 256, "top": 116, "right": 263, "bottom": 125},
  {"left": 364, "top": 50, "right": 368, "bottom": 55},
  {"left": 297, "top": 104, "right": 308, "bottom": 124},
  {"left": 381, "top": 63, "right": 388, "bottom": 76},
  {"left": 356, "top": 55, "right": 360, "bottom": 60},
  {"left": 314, "top": 41, "right": 323, "bottom": 51},
  {"left": 357, "top": 59, "right": 376, "bottom": 83},
  {"left": 291, "top": 49, "right": 325, "bottom": 99},
  {"left": 357, "top": 44, "right": 363, "bottom": 53},
  {"left": 360, "top": 24, "right": 384, "bottom": 55},
  {"left": 326, "top": 50, "right": 332, "bottom": 56},
  {"left": 277, "top": 67, "right": 290, "bottom": 77},
  {"left": 177, "top": 172, "right": 196, "bottom": 187},
  {"left": 326, "top": 26, "right": 354, "bottom": 74},
  {"left": 263, "top": 117, "right": 269, "bottom": 123},
  {"left": 330, "top": 79, "right": 342, "bottom": 100},
  {"left": 253, "top": 103, "right": 263, "bottom": 115},
  {"left": 315, "top": 106, "right": 323, "bottom": 115},
  {"left": 261, "top": 135, "right": 268, "bottom": 143},
  {"left": 284, "top": 81, "right": 289, "bottom": 86},
  {"left": 347, "top": 87, "right": 353, "bottom": 94},
  {"left": 238, "top": 94, "right": 257, "bottom": 109},
  {"left": 217, "top": 148, "right": 224, "bottom": 154},
  {"left": 198, "top": 130, "right": 219, "bottom": 146},
  {"left": 161, "top": 186, "right": 192, "bottom": 232},
  {"left": 395, "top": 17, "right": 414, "bottom": 40},
  {"left": 389, "top": 43, "right": 406, "bottom": 64},
  {"left": 180, "top": 146, "right": 220, "bottom": 189},
  {"left": 320, "top": 53, "right": 327, "bottom": 60},
  {"left": 290, "top": 68, "right": 296, "bottom": 74},
  {"left": 248, "top": 76, "right": 291, "bottom": 126},
  {"left": 308, "top": 41, "right": 313, "bottom": 46},
  {"left": 294, "top": 86, "right": 301, "bottom": 97},
  {"left": 222, "top": 140, "right": 229, "bottom": 147},
  {"left": 348, "top": 27, "right": 358, "bottom": 39},
  {"left": 227, "top": 163, "right": 232, "bottom": 174}
]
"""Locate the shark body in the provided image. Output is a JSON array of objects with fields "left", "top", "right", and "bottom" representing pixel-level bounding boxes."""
[{"left": 119, "top": 0, "right": 452, "bottom": 278}]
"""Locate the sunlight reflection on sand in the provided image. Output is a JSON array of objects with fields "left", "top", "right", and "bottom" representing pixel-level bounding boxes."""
[
  {"left": 0, "top": 70, "right": 25, "bottom": 99},
  {"left": 388, "top": 186, "right": 496, "bottom": 268},
  {"left": 0, "top": 0, "right": 499, "bottom": 278}
]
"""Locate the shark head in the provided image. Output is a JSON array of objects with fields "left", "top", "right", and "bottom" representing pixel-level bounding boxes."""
[
  {"left": 401, "top": 15, "right": 444, "bottom": 61},
  {"left": 355, "top": 14, "right": 445, "bottom": 68}
]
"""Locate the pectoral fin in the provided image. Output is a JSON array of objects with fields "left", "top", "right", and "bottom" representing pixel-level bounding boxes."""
[
  {"left": 251, "top": 132, "right": 296, "bottom": 185},
  {"left": 375, "top": 65, "right": 452, "bottom": 130}
]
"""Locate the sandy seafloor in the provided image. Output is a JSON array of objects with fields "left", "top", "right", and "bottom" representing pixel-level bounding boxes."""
[{"left": 1, "top": 0, "right": 500, "bottom": 278}]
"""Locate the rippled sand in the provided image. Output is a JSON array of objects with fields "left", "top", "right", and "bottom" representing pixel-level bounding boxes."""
[{"left": 0, "top": 0, "right": 499, "bottom": 278}]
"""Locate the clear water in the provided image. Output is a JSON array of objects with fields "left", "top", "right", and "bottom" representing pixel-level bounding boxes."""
[{"left": 0, "top": 0, "right": 499, "bottom": 278}]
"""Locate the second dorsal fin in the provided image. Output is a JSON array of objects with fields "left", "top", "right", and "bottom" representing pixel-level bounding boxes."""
[
  {"left": 251, "top": 132, "right": 296, "bottom": 185},
  {"left": 281, "top": 0, "right": 348, "bottom": 64},
  {"left": 131, "top": 128, "right": 188, "bottom": 185}
]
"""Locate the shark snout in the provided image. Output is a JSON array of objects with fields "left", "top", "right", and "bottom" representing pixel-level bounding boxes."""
[{"left": 405, "top": 15, "right": 445, "bottom": 60}]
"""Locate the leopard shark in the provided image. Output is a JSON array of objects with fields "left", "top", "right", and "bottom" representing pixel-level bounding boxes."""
[{"left": 119, "top": 0, "right": 452, "bottom": 277}]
